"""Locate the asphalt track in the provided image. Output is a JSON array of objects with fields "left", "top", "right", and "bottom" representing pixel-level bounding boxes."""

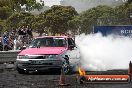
[{"left": 0, "top": 65, "right": 132, "bottom": 88}]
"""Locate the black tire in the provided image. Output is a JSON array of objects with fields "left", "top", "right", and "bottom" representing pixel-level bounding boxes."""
[
  {"left": 16, "top": 67, "right": 28, "bottom": 74},
  {"left": 77, "top": 76, "right": 86, "bottom": 84},
  {"left": 62, "top": 66, "right": 74, "bottom": 75}
]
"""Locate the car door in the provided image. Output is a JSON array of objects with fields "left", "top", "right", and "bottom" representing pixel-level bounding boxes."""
[{"left": 62, "top": 38, "right": 81, "bottom": 67}]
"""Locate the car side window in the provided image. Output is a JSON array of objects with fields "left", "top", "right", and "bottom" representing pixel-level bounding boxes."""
[{"left": 68, "top": 38, "right": 75, "bottom": 46}]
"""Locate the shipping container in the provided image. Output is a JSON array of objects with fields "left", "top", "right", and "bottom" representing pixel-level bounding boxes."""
[{"left": 94, "top": 26, "right": 132, "bottom": 37}]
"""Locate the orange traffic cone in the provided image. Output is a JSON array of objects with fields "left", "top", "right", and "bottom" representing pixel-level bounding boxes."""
[{"left": 58, "top": 69, "right": 69, "bottom": 86}]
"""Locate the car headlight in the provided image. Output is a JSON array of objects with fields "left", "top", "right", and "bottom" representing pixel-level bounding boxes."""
[
  {"left": 47, "top": 55, "right": 58, "bottom": 58},
  {"left": 17, "top": 55, "right": 29, "bottom": 59}
]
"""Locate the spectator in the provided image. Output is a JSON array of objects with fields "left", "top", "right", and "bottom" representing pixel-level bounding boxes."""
[
  {"left": 18, "top": 27, "right": 23, "bottom": 35},
  {"left": 26, "top": 26, "right": 33, "bottom": 37},
  {"left": 26, "top": 26, "right": 33, "bottom": 44},
  {"left": 0, "top": 37, "right": 3, "bottom": 51},
  {"left": 17, "top": 26, "right": 27, "bottom": 36},
  {"left": 21, "top": 26, "right": 27, "bottom": 35},
  {"left": 2, "top": 32, "right": 9, "bottom": 51}
]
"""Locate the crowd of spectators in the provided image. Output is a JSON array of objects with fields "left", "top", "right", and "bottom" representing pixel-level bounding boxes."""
[{"left": 0, "top": 26, "right": 33, "bottom": 51}]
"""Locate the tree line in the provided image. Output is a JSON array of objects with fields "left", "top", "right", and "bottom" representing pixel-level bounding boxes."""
[{"left": 0, "top": 0, "right": 132, "bottom": 35}]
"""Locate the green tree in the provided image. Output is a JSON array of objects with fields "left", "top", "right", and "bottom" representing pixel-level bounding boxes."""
[
  {"left": 79, "top": 5, "right": 115, "bottom": 33},
  {"left": 33, "top": 2, "right": 43, "bottom": 11},
  {"left": 32, "top": 16, "right": 47, "bottom": 36},
  {"left": 39, "top": 5, "right": 78, "bottom": 35},
  {"left": 7, "top": 12, "right": 34, "bottom": 29},
  {"left": 68, "top": 16, "right": 81, "bottom": 35},
  {"left": 0, "top": 0, "right": 43, "bottom": 12},
  {"left": 126, "top": 0, "right": 132, "bottom": 4},
  {"left": 114, "top": 4, "right": 130, "bottom": 25},
  {"left": 0, "top": 0, "right": 13, "bottom": 20},
  {"left": 0, "top": 0, "right": 21, "bottom": 12},
  {"left": 0, "top": 0, "right": 10, "bottom": 7},
  {"left": 0, "top": 19, "right": 7, "bottom": 34},
  {"left": 20, "top": 0, "right": 43, "bottom": 12},
  {"left": 0, "top": 6, "right": 12, "bottom": 20}
]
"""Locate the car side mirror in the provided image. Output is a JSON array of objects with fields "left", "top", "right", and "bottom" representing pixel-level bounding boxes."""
[{"left": 68, "top": 45, "right": 75, "bottom": 50}]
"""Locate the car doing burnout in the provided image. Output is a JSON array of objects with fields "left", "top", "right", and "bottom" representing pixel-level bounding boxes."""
[{"left": 16, "top": 36, "right": 81, "bottom": 74}]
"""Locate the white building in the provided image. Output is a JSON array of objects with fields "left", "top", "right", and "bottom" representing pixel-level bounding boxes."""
[{"left": 60, "top": 0, "right": 126, "bottom": 13}]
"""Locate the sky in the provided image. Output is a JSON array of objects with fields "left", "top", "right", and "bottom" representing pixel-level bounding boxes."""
[
  {"left": 36, "top": 0, "right": 126, "bottom": 13},
  {"left": 36, "top": 0, "right": 61, "bottom": 7}
]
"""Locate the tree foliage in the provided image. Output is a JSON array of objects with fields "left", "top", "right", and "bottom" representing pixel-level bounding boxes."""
[
  {"left": 32, "top": 16, "right": 46, "bottom": 35},
  {"left": 0, "top": 0, "right": 13, "bottom": 20},
  {"left": 6, "top": 12, "right": 34, "bottom": 29},
  {"left": 0, "top": 20, "right": 7, "bottom": 34},
  {"left": 0, "top": 0, "right": 43, "bottom": 32},
  {"left": 0, "top": 0, "right": 43, "bottom": 12},
  {"left": 78, "top": 5, "right": 114, "bottom": 33},
  {"left": 67, "top": 16, "right": 81, "bottom": 34},
  {"left": 0, "top": 6, "right": 12, "bottom": 20},
  {"left": 126, "top": 0, "right": 132, "bottom": 4},
  {"left": 1, "top": 1, "right": 132, "bottom": 35},
  {"left": 37, "top": 5, "right": 78, "bottom": 34},
  {"left": 77, "top": 3, "right": 132, "bottom": 34}
]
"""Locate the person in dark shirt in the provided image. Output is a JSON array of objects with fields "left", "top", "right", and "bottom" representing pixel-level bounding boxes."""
[
  {"left": 26, "top": 26, "right": 33, "bottom": 44},
  {"left": 26, "top": 26, "right": 33, "bottom": 37},
  {"left": 21, "top": 26, "right": 27, "bottom": 35},
  {"left": 18, "top": 27, "right": 23, "bottom": 35}
]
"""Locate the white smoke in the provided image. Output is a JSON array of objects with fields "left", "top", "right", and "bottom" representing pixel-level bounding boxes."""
[{"left": 76, "top": 33, "right": 132, "bottom": 71}]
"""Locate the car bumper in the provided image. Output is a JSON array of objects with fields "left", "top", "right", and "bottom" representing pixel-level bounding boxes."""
[{"left": 16, "top": 60, "right": 63, "bottom": 71}]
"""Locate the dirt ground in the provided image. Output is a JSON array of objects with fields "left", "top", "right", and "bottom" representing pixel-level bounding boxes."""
[{"left": 0, "top": 65, "right": 132, "bottom": 88}]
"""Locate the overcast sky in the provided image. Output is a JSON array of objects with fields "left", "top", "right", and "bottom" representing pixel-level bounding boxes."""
[
  {"left": 36, "top": 0, "right": 126, "bottom": 13},
  {"left": 36, "top": 0, "right": 61, "bottom": 7}
]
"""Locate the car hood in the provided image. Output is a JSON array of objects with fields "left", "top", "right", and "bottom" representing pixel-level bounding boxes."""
[{"left": 19, "top": 47, "right": 67, "bottom": 55}]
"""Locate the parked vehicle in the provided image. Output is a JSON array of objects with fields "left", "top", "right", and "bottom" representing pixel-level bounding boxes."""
[{"left": 16, "top": 36, "right": 81, "bottom": 74}]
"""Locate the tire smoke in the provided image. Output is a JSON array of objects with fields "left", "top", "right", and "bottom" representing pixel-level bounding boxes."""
[{"left": 76, "top": 33, "right": 132, "bottom": 71}]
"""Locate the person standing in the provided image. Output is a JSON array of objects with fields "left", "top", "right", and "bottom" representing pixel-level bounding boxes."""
[
  {"left": 2, "top": 32, "right": 9, "bottom": 51},
  {"left": 26, "top": 25, "right": 33, "bottom": 44}
]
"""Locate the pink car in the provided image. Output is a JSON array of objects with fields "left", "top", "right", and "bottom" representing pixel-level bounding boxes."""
[{"left": 16, "top": 36, "right": 80, "bottom": 74}]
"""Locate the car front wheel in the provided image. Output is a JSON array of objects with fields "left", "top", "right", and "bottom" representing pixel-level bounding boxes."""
[{"left": 16, "top": 67, "right": 28, "bottom": 74}]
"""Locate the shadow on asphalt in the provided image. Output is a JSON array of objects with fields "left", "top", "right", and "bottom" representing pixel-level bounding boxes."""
[
  {"left": 27, "top": 70, "right": 61, "bottom": 75},
  {"left": 22, "top": 69, "right": 78, "bottom": 75}
]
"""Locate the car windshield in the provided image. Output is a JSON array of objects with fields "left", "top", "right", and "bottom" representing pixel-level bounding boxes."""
[{"left": 29, "top": 37, "right": 67, "bottom": 48}]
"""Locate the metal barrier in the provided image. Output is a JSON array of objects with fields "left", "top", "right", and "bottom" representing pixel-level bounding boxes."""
[{"left": 0, "top": 50, "right": 21, "bottom": 63}]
